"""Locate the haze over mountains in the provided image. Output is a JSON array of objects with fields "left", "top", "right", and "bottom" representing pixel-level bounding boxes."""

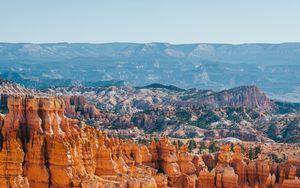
[{"left": 1, "top": 42, "right": 300, "bottom": 101}]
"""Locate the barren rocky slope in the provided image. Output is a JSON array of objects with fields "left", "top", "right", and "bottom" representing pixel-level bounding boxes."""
[
  {"left": 44, "top": 84, "right": 300, "bottom": 143},
  {"left": 1, "top": 80, "right": 300, "bottom": 143}
]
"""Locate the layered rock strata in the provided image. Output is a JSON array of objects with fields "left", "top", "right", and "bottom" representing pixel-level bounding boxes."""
[
  {"left": 0, "top": 96, "right": 157, "bottom": 188},
  {"left": 0, "top": 95, "right": 299, "bottom": 188}
]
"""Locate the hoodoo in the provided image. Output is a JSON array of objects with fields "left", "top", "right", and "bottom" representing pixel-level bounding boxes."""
[{"left": 0, "top": 95, "right": 299, "bottom": 187}]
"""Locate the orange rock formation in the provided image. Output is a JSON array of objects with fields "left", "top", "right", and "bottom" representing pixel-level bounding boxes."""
[{"left": 0, "top": 95, "right": 299, "bottom": 188}]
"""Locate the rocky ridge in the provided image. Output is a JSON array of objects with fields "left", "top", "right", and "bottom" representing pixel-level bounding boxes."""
[
  {"left": 188, "top": 86, "right": 273, "bottom": 110},
  {"left": 47, "top": 85, "right": 273, "bottom": 113}
]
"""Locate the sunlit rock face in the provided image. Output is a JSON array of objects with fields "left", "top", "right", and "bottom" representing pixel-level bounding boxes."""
[
  {"left": 24, "top": 134, "right": 49, "bottom": 188},
  {"left": 0, "top": 96, "right": 157, "bottom": 188},
  {"left": 0, "top": 95, "right": 299, "bottom": 188},
  {"left": 0, "top": 131, "right": 29, "bottom": 188}
]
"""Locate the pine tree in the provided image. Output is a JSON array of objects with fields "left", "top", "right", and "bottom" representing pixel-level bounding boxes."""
[
  {"left": 199, "top": 141, "right": 207, "bottom": 154},
  {"left": 177, "top": 140, "right": 184, "bottom": 149},
  {"left": 208, "top": 141, "right": 219, "bottom": 153},
  {"left": 188, "top": 139, "right": 197, "bottom": 152},
  {"left": 248, "top": 148, "right": 255, "bottom": 160}
]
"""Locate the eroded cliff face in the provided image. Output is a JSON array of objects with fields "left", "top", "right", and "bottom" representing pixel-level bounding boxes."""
[
  {"left": 0, "top": 96, "right": 157, "bottom": 188},
  {"left": 0, "top": 95, "right": 299, "bottom": 188},
  {"left": 191, "top": 86, "right": 273, "bottom": 110},
  {"left": 63, "top": 95, "right": 103, "bottom": 120}
]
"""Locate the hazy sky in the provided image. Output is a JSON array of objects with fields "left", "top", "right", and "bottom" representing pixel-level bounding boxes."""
[{"left": 1, "top": 0, "right": 300, "bottom": 44}]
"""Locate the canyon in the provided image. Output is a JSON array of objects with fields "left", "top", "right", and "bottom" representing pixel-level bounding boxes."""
[
  {"left": 45, "top": 84, "right": 300, "bottom": 143},
  {"left": 2, "top": 79, "right": 300, "bottom": 144},
  {"left": 0, "top": 95, "right": 299, "bottom": 188},
  {"left": 2, "top": 3, "right": 300, "bottom": 188}
]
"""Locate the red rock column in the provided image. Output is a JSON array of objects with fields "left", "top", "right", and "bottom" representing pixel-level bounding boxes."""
[
  {"left": 46, "top": 135, "right": 75, "bottom": 187},
  {"left": 246, "top": 161, "right": 257, "bottom": 187},
  {"left": 149, "top": 138, "right": 159, "bottom": 169},
  {"left": 231, "top": 145, "right": 247, "bottom": 187},
  {"left": 256, "top": 160, "right": 270, "bottom": 188},
  {"left": 0, "top": 132, "right": 29, "bottom": 188},
  {"left": 95, "top": 140, "right": 117, "bottom": 176},
  {"left": 177, "top": 144, "right": 196, "bottom": 175},
  {"left": 24, "top": 134, "right": 49, "bottom": 188},
  {"left": 25, "top": 97, "right": 43, "bottom": 138},
  {"left": 198, "top": 169, "right": 215, "bottom": 188},
  {"left": 1, "top": 96, "right": 25, "bottom": 141},
  {"left": 157, "top": 137, "right": 181, "bottom": 187}
]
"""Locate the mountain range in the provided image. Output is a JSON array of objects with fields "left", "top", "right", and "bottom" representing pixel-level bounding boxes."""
[{"left": 1, "top": 42, "right": 300, "bottom": 101}]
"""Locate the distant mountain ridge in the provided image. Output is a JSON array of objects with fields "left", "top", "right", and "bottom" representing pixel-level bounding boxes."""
[
  {"left": 1, "top": 42, "right": 300, "bottom": 64},
  {"left": 1, "top": 42, "right": 300, "bottom": 101}
]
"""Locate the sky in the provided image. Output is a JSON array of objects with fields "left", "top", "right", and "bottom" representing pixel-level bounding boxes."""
[{"left": 1, "top": 0, "right": 300, "bottom": 44}]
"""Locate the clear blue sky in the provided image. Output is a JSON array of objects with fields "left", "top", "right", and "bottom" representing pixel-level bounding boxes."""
[{"left": 1, "top": 0, "right": 300, "bottom": 44}]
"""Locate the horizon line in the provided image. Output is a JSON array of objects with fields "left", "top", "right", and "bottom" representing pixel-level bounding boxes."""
[{"left": 1, "top": 41, "right": 300, "bottom": 46}]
